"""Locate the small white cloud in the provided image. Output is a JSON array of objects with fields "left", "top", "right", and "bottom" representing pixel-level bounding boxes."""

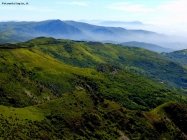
[
  {"left": 108, "top": 2, "right": 153, "bottom": 12},
  {"left": 170, "top": 30, "right": 175, "bottom": 33},
  {"left": 71, "top": 1, "right": 88, "bottom": 6},
  {"left": 158, "top": 0, "right": 187, "bottom": 13},
  {"left": 156, "top": 0, "right": 187, "bottom": 24},
  {"left": 0, "top": 6, "right": 15, "bottom": 10},
  {"left": 40, "top": 8, "right": 55, "bottom": 12},
  {"left": 21, "top": 6, "right": 35, "bottom": 11},
  {"left": 56, "top": 1, "right": 88, "bottom": 6}
]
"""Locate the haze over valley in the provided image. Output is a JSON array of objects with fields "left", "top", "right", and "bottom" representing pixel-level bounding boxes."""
[{"left": 0, "top": 19, "right": 187, "bottom": 51}]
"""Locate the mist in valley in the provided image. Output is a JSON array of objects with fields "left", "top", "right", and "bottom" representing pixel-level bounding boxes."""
[
  {"left": 0, "top": 19, "right": 187, "bottom": 51},
  {"left": 79, "top": 20, "right": 187, "bottom": 50}
]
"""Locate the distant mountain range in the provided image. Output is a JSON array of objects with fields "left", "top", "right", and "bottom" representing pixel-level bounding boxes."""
[
  {"left": 79, "top": 20, "right": 144, "bottom": 26},
  {"left": 99, "top": 21, "right": 144, "bottom": 26},
  {"left": 0, "top": 19, "right": 187, "bottom": 51}
]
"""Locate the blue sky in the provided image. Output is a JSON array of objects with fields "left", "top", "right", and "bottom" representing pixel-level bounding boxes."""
[{"left": 0, "top": 0, "right": 187, "bottom": 35}]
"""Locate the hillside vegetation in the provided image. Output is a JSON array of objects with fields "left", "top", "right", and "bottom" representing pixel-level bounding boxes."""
[
  {"left": 0, "top": 37, "right": 187, "bottom": 139},
  {"left": 1, "top": 37, "right": 186, "bottom": 110},
  {"left": 121, "top": 41, "right": 173, "bottom": 53},
  {"left": 21, "top": 37, "right": 187, "bottom": 90},
  {"left": 1, "top": 91, "right": 187, "bottom": 139},
  {"left": 163, "top": 49, "right": 187, "bottom": 65}
]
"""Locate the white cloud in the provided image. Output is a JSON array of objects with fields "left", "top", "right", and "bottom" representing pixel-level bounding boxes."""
[
  {"left": 40, "top": 8, "right": 55, "bottom": 12},
  {"left": 158, "top": 0, "right": 187, "bottom": 13},
  {"left": 108, "top": 2, "right": 153, "bottom": 12},
  {"left": 0, "top": 6, "right": 15, "bottom": 10},
  {"left": 109, "top": 0, "right": 187, "bottom": 28},
  {"left": 157, "top": 0, "right": 187, "bottom": 24},
  {"left": 56, "top": 1, "right": 88, "bottom": 6},
  {"left": 106, "top": 0, "right": 187, "bottom": 36},
  {"left": 71, "top": 1, "right": 88, "bottom": 6},
  {"left": 145, "top": 0, "right": 187, "bottom": 28},
  {"left": 108, "top": 0, "right": 187, "bottom": 19}
]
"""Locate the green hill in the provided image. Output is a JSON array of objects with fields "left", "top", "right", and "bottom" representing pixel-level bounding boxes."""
[
  {"left": 21, "top": 37, "right": 187, "bottom": 90},
  {"left": 1, "top": 40, "right": 185, "bottom": 110},
  {"left": 1, "top": 37, "right": 187, "bottom": 139},
  {"left": 121, "top": 41, "right": 173, "bottom": 53},
  {"left": 163, "top": 49, "right": 187, "bottom": 65},
  {"left": 1, "top": 91, "right": 187, "bottom": 139}
]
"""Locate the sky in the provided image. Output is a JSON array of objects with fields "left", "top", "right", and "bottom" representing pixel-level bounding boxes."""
[{"left": 0, "top": 0, "right": 187, "bottom": 36}]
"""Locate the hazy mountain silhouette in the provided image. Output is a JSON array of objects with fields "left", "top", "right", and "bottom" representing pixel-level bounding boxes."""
[
  {"left": 0, "top": 20, "right": 187, "bottom": 50},
  {"left": 121, "top": 41, "right": 174, "bottom": 53}
]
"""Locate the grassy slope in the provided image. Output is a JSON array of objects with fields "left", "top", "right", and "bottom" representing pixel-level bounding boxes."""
[
  {"left": 0, "top": 48, "right": 57, "bottom": 107},
  {"left": 152, "top": 102, "right": 187, "bottom": 138},
  {"left": 24, "top": 37, "right": 187, "bottom": 90},
  {"left": 0, "top": 38, "right": 187, "bottom": 139},
  {"left": 0, "top": 90, "right": 187, "bottom": 139},
  {"left": 0, "top": 44, "right": 186, "bottom": 110},
  {"left": 163, "top": 49, "right": 187, "bottom": 65}
]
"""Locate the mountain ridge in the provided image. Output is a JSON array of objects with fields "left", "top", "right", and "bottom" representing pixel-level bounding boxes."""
[{"left": 1, "top": 19, "right": 187, "bottom": 50}]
